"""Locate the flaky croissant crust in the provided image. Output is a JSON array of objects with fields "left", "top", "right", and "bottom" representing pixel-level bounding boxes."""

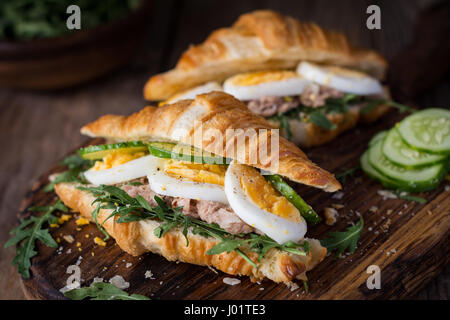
[
  {"left": 144, "top": 10, "right": 387, "bottom": 100},
  {"left": 81, "top": 91, "right": 341, "bottom": 192}
]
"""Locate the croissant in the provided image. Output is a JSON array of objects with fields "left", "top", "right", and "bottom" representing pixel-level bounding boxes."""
[
  {"left": 144, "top": 10, "right": 387, "bottom": 101},
  {"left": 81, "top": 91, "right": 341, "bottom": 192},
  {"left": 53, "top": 91, "right": 340, "bottom": 285}
]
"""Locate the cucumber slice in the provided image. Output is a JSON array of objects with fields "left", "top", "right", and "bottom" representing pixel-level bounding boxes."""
[
  {"left": 78, "top": 141, "right": 148, "bottom": 160},
  {"left": 265, "top": 174, "right": 321, "bottom": 225},
  {"left": 397, "top": 108, "right": 450, "bottom": 155},
  {"left": 382, "top": 129, "right": 447, "bottom": 168},
  {"left": 369, "top": 130, "right": 387, "bottom": 147},
  {"left": 360, "top": 151, "right": 400, "bottom": 190},
  {"left": 368, "top": 140, "right": 446, "bottom": 192},
  {"left": 148, "top": 142, "right": 228, "bottom": 164}
]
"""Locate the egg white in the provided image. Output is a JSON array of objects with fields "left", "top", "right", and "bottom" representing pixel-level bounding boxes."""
[
  {"left": 296, "top": 61, "right": 383, "bottom": 95},
  {"left": 223, "top": 72, "right": 311, "bottom": 101},
  {"left": 224, "top": 161, "right": 307, "bottom": 244},
  {"left": 146, "top": 156, "right": 228, "bottom": 204},
  {"left": 84, "top": 155, "right": 155, "bottom": 186}
]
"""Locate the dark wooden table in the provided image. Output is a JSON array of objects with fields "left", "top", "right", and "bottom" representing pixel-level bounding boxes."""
[{"left": 0, "top": 0, "right": 448, "bottom": 299}]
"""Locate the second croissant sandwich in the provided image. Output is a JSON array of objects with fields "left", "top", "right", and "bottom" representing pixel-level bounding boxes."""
[
  {"left": 144, "top": 10, "right": 399, "bottom": 147},
  {"left": 54, "top": 91, "right": 341, "bottom": 284}
]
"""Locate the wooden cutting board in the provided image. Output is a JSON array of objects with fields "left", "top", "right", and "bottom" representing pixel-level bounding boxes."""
[{"left": 18, "top": 111, "right": 450, "bottom": 300}]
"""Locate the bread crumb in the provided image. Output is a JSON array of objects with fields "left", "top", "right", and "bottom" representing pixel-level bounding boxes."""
[
  {"left": 223, "top": 277, "right": 241, "bottom": 286},
  {"left": 109, "top": 275, "right": 129, "bottom": 289},
  {"left": 331, "top": 204, "right": 345, "bottom": 210},
  {"left": 324, "top": 207, "right": 338, "bottom": 226},
  {"left": 145, "top": 270, "right": 155, "bottom": 279},
  {"left": 369, "top": 206, "right": 378, "bottom": 213},
  {"left": 286, "top": 281, "right": 299, "bottom": 291},
  {"left": 63, "top": 235, "right": 74, "bottom": 243},
  {"left": 386, "top": 209, "right": 393, "bottom": 215},
  {"left": 332, "top": 192, "right": 344, "bottom": 200},
  {"left": 91, "top": 277, "right": 103, "bottom": 285},
  {"left": 377, "top": 190, "right": 397, "bottom": 200}
]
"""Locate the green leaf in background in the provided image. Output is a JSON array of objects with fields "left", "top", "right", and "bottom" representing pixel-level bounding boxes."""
[
  {"left": 64, "top": 282, "right": 150, "bottom": 300},
  {"left": 0, "top": 0, "right": 141, "bottom": 41},
  {"left": 5, "top": 200, "right": 68, "bottom": 278},
  {"left": 320, "top": 217, "right": 364, "bottom": 257}
]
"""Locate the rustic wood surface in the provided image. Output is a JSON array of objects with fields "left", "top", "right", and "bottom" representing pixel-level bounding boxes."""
[{"left": 0, "top": 0, "right": 449, "bottom": 299}]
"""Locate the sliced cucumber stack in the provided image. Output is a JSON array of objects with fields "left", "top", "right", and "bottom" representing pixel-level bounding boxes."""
[
  {"left": 382, "top": 129, "right": 447, "bottom": 168},
  {"left": 368, "top": 130, "right": 387, "bottom": 148},
  {"left": 78, "top": 141, "right": 148, "bottom": 160},
  {"left": 397, "top": 108, "right": 450, "bottom": 155},
  {"left": 361, "top": 108, "right": 449, "bottom": 193},
  {"left": 368, "top": 140, "right": 446, "bottom": 192},
  {"left": 360, "top": 151, "right": 399, "bottom": 190}
]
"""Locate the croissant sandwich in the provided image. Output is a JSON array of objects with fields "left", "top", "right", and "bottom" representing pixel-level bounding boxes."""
[
  {"left": 144, "top": 10, "right": 399, "bottom": 147},
  {"left": 54, "top": 92, "right": 341, "bottom": 285}
]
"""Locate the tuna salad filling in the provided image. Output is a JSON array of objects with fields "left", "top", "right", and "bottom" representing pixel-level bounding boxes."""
[
  {"left": 246, "top": 84, "right": 386, "bottom": 118},
  {"left": 119, "top": 179, "right": 255, "bottom": 235}
]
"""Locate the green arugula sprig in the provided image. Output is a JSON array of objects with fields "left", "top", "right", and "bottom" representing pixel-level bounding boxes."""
[
  {"left": 361, "top": 99, "right": 417, "bottom": 114},
  {"left": 5, "top": 200, "right": 68, "bottom": 278},
  {"left": 79, "top": 185, "right": 310, "bottom": 268},
  {"left": 320, "top": 217, "right": 364, "bottom": 257},
  {"left": 44, "top": 154, "right": 94, "bottom": 192},
  {"left": 64, "top": 282, "right": 150, "bottom": 300},
  {"left": 393, "top": 190, "right": 427, "bottom": 204},
  {"left": 335, "top": 166, "right": 361, "bottom": 184}
]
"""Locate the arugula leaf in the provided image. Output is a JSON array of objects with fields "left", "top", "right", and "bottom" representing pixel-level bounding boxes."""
[
  {"left": 269, "top": 113, "right": 293, "bottom": 141},
  {"left": 335, "top": 166, "right": 361, "bottom": 184},
  {"left": 64, "top": 282, "right": 149, "bottom": 300},
  {"left": 44, "top": 154, "right": 93, "bottom": 192},
  {"left": 360, "top": 99, "right": 417, "bottom": 114},
  {"left": 80, "top": 185, "right": 310, "bottom": 269},
  {"left": 320, "top": 217, "right": 364, "bottom": 257},
  {"left": 5, "top": 200, "right": 68, "bottom": 278},
  {"left": 393, "top": 190, "right": 427, "bottom": 204},
  {"left": 307, "top": 110, "right": 336, "bottom": 130}
]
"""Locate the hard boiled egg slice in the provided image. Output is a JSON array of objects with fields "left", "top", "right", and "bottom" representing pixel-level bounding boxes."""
[
  {"left": 296, "top": 61, "right": 383, "bottom": 95},
  {"left": 164, "top": 81, "right": 223, "bottom": 104},
  {"left": 147, "top": 156, "right": 228, "bottom": 204},
  {"left": 224, "top": 161, "right": 307, "bottom": 244},
  {"left": 223, "top": 70, "right": 311, "bottom": 101},
  {"left": 84, "top": 155, "right": 155, "bottom": 185}
]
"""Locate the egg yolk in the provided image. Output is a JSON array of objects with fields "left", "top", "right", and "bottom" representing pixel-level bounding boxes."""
[
  {"left": 230, "top": 70, "right": 298, "bottom": 86},
  {"left": 163, "top": 159, "right": 227, "bottom": 186},
  {"left": 93, "top": 151, "right": 146, "bottom": 171},
  {"left": 238, "top": 165, "right": 300, "bottom": 223}
]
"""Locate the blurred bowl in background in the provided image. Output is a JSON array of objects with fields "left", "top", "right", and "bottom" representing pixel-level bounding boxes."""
[{"left": 0, "top": 0, "right": 153, "bottom": 90}]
